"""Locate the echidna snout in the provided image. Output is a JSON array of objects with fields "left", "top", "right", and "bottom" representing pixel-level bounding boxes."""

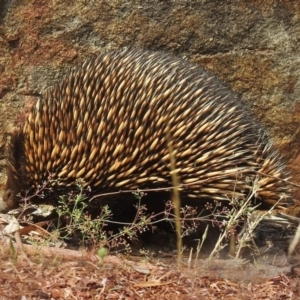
[{"left": 0, "top": 48, "right": 292, "bottom": 214}]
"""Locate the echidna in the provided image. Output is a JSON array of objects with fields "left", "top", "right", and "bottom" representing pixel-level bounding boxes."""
[{"left": 0, "top": 48, "right": 292, "bottom": 215}]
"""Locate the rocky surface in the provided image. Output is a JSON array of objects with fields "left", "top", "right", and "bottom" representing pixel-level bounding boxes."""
[{"left": 0, "top": 0, "right": 300, "bottom": 197}]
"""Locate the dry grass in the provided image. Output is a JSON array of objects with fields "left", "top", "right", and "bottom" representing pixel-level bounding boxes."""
[
  {"left": 0, "top": 172, "right": 298, "bottom": 299},
  {"left": 0, "top": 240, "right": 299, "bottom": 300}
]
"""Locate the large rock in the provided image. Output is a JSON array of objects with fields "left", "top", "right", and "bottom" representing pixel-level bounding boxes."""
[{"left": 0, "top": 0, "right": 299, "bottom": 193}]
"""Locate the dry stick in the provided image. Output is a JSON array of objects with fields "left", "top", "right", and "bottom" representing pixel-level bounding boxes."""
[
  {"left": 208, "top": 185, "right": 259, "bottom": 260},
  {"left": 166, "top": 122, "right": 182, "bottom": 267},
  {"left": 193, "top": 224, "right": 209, "bottom": 268},
  {"left": 256, "top": 171, "right": 300, "bottom": 188},
  {"left": 14, "top": 231, "right": 34, "bottom": 267},
  {"left": 288, "top": 222, "right": 300, "bottom": 258},
  {"left": 90, "top": 169, "right": 295, "bottom": 202},
  {"left": 89, "top": 170, "right": 248, "bottom": 201},
  {"left": 234, "top": 201, "right": 279, "bottom": 259}
]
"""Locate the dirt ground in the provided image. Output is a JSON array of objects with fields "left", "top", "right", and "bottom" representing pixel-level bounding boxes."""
[{"left": 0, "top": 218, "right": 300, "bottom": 300}]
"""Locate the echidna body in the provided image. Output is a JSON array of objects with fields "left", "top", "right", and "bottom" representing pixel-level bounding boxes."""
[{"left": 0, "top": 49, "right": 291, "bottom": 213}]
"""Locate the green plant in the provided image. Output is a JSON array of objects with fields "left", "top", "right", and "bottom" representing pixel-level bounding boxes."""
[
  {"left": 56, "top": 179, "right": 113, "bottom": 247},
  {"left": 9, "top": 171, "right": 281, "bottom": 263}
]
